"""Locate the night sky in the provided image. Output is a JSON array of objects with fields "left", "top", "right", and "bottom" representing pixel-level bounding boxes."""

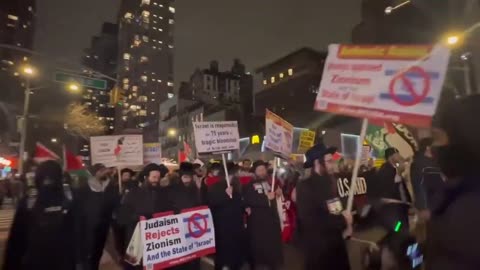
[{"left": 35, "top": 0, "right": 361, "bottom": 83}]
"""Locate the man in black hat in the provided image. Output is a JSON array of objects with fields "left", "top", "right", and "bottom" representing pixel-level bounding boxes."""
[{"left": 296, "top": 144, "right": 352, "bottom": 270}]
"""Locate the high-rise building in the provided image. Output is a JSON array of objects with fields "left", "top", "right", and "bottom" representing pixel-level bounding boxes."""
[
  {"left": 0, "top": 0, "right": 36, "bottom": 105},
  {"left": 115, "top": 0, "right": 175, "bottom": 141},
  {"left": 81, "top": 22, "right": 118, "bottom": 134}
]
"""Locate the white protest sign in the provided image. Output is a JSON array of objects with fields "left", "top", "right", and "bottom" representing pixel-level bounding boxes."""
[
  {"left": 141, "top": 207, "right": 215, "bottom": 269},
  {"left": 314, "top": 44, "right": 450, "bottom": 128},
  {"left": 193, "top": 121, "right": 240, "bottom": 154},
  {"left": 265, "top": 109, "right": 294, "bottom": 157},
  {"left": 144, "top": 143, "right": 162, "bottom": 164},
  {"left": 90, "top": 135, "right": 143, "bottom": 167}
]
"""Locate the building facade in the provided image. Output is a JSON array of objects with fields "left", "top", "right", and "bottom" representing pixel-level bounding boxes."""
[
  {"left": 255, "top": 47, "right": 328, "bottom": 129},
  {"left": 115, "top": 0, "right": 175, "bottom": 142},
  {"left": 0, "top": 0, "right": 36, "bottom": 155},
  {"left": 81, "top": 22, "right": 118, "bottom": 134}
]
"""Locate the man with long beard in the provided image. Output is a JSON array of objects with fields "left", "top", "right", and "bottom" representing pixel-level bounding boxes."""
[{"left": 296, "top": 144, "right": 352, "bottom": 270}]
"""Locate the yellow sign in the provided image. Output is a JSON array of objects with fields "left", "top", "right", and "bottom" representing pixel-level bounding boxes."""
[
  {"left": 298, "top": 130, "right": 316, "bottom": 153},
  {"left": 251, "top": 135, "right": 260, "bottom": 145}
]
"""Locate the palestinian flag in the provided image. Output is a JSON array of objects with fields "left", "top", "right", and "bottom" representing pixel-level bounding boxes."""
[
  {"left": 33, "top": 142, "right": 60, "bottom": 163},
  {"left": 63, "top": 145, "right": 90, "bottom": 185}
]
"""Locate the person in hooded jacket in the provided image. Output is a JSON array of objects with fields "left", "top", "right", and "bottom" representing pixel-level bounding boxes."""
[
  {"left": 206, "top": 162, "right": 247, "bottom": 270},
  {"left": 243, "top": 160, "right": 283, "bottom": 270},
  {"left": 425, "top": 95, "right": 480, "bottom": 270},
  {"left": 169, "top": 162, "right": 202, "bottom": 270},
  {"left": 3, "top": 160, "right": 76, "bottom": 270},
  {"left": 74, "top": 163, "right": 120, "bottom": 270},
  {"left": 296, "top": 144, "right": 352, "bottom": 270},
  {"left": 118, "top": 163, "right": 172, "bottom": 269}
]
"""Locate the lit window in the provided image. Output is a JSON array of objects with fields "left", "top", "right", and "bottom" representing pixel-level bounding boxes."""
[
  {"left": 158, "top": 40, "right": 163, "bottom": 44},
  {"left": 167, "top": 82, "right": 174, "bottom": 87},
  {"left": 141, "top": 75, "right": 148, "bottom": 82},
  {"left": 140, "top": 56, "right": 148, "bottom": 62},
  {"left": 123, "top": 53, "right": 131, "bottom": 60},
  {"left": 123, "top": 84, "right": 129, "bottom": 90},
  {"left": 151, "top": 72, "right": 156, "bottom": 75},
  {"left": 139, "top": 110, "right": 147, "bottom": 116},
  {"left": 141, "top": 0, "right": 150, "bottom": 5},
  {"left": 158, "top": 28, "right": 163, "bottom": 32},
  {"left": 124, "top": 12, "right": 133, "bottom": 19},
  {"left": 28, "top": 6, "right": 33, "bottom": 11},
  {"left": 153, "top": 20, "right": 158, "bottom": 24},
  {"left": 142, "top": 35, "right": 149, "bottom": 42},
  {"left": 157, "top": 79, "right": 162, "bottom": 82},
  {"left": 153, "top": 14, "right": 157, "bottom": 17},
  {"left": 169, "top": 19, "right": 174, "bottom": 24},
  {"left": 142, "top": 10, "right": 150, "bottom": 17},
  {"left": 122, "top": 116, "right": 127, "bottom": 121},
  {"left": 153, "top": 2, "right": 158, "bottom": 5},
  {"left": 123, "top": 78, "right": 129, "bottom": 84},
  {"left": 159, "top": 4, "right": 164, "bottom": 7},
  {"left": 152, "top": 46, "right": 156, "bottom": 49},
  {"left": 8, "top": 14, "right": 19, "bottom": 21},
  {"left": 169, "top": 7, "right": 175, "bottom": 13},
  {"left": 271, "top": 76, "right": 275, "bottom": 83},
  {"left": 151, "top": 111, "right": 155, "bottom": 115},
  {"left": 151, "top": 92, "right": 155, "bottom": 94},
  {"left": 132, "top": 86, "right": 138, "bottom": 92},
  {"left": 109, "top": 126, "right": 114, "bottom": 129},
  {"left": 151, "top": 78, "right": 156, "bottom": 82},
  {"left": 152, "top": 98, "right": 156, "bottom": 101},
  {"left": 263, "top": 80, "right": 267, "bottom": 85},
  {"left": 168, "top": 45, "right": 174, "bottom": 49},
  {"left": 288, "top": 68, "right": 293, "bottom": 76},
  {"left": 23, "top": 24, "right": 27, "bottom": 28},
  {"left": 153, "top": 27, "right": 157, "bottom": 30},
  {"left": 279, "top": 73, "right": 284, "bottom": 78},
  {"left": 159, "top": 16, "right": 164, "bottom": 19},
  {"left": 168, "top": 93, "right": 174, "bottom": 99}
]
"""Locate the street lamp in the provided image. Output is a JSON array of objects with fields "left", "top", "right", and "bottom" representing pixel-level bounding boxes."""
[
  {"left": 167, "top": 128, "right": 177, "bottom": 137},
  {"left": 18, "top": 65, "right": 36, "bottom": 174},
  {"left": 68, "top": 83, "right": 80, "bottom": 92},
  {"left": 446, "top": 35, "right": 460, "bottom": 46}
]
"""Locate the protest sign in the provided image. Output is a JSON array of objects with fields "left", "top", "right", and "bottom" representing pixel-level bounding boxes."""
[
  {"left": 90, "top": 135, "right": 143, "bottom": 167},
  {"left": 314, "top": 44, "right": 450, "bottom": 128},
  {"left": 298, "top": 130, "right": 316, "bottom": 153},
  {"left": 193, "top": 121, "right": 240, "bottom": 154},
  {"left": 140, "top": 207, "right": 215, "bottom": 269},
  {"left": 144, "top": 143, "right": 162, "bottom": 164},
  {"left": 265, "top": 109, "right": 294, "bottom": 157},
  {"left": 336, "top": 173, "right": 370, "bottom": 210}
]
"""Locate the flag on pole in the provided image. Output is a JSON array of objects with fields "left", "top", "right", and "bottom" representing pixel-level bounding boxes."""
[
  {"left": 33, "top": 142, "right": 60, "bottom": 163},
  {"left": 62, "top": 145, "right": 90, "bottom": 184}
]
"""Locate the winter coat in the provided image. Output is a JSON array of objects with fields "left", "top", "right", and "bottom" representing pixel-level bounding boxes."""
[
  {"left": 167, "top": 181, "right": 202, "bottom": 270},
  {"left": 3, "top": 188, "right": 76, "bottom": 270},
  {"left": 117, "top": 184, "right": 173, "bottom": 260},
  {"left": 73, "top": 178, "right": 120, "bottom": 269},
  {"left": 410, "top": 154, "right": 444, "bottom": 210},
  {"left": 427, "top": 175, "right": 480, "bottom": 270},
  {"left": 206, "top": 176, "right": 247, "bottom": 269},
  {"left": 296, "top": 173, "right": 350, "bottom": 270},
  {"left": 373, "top": 162, "right": 411, "bottom": 202},
  {"left": 243, "top": 178, "right": 283, "bottom": 267}
]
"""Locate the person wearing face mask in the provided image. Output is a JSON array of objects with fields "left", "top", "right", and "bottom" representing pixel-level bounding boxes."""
[
  {"left": 3, "top": 160, "right": 76, "bottom": 270},
  {"left": 243, "top": 160, "right": 283, "bottom": 270},
  {"left": 296, "top": 144, "right": 352, "bottom": 270},
  {"left": 74, "top": 163, "right": 120, "bottom": 270},
  {"left": 425, "top": 95, "right": 480, "bottom": 270}
]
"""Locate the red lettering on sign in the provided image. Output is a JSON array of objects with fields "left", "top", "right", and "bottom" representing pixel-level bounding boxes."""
[{"left": 331, "top": 75, "right": 371, "bottom": 85}]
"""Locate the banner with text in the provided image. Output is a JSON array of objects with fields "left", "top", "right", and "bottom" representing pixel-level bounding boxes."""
[
  {"left": 193, "top": 121, "right": 240, "bottom": 154},
  {"left": 298, "top": 130, "right": 316, "bottom": 153},
  {"left": 90, "top": 135, "right": 143, "bottom": 167},
  {"left": 265, "top": 110, "right": 294, "bottom": 157},
  {"left": 144, "top": 143, "right": 162, "bottom": 165},
  {"left": 314, "top": 44, "right": 450, "bottom": 127},
  {"left": 141, "top": 207, "right": 215, "bottom": 269}
]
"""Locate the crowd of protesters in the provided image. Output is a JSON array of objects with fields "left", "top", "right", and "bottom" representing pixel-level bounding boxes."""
[{"left": 2, "top": 95, "right": 479, "bottom": 270}]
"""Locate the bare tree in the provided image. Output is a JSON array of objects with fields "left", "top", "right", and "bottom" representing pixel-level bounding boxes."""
[{"left": 64, "top": 103, "right": 106, "bottom": 138}]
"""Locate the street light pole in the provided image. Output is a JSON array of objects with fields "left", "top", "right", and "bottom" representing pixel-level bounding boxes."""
[{"left": 18, "top": 78, "right": 31, "bottom": 175}]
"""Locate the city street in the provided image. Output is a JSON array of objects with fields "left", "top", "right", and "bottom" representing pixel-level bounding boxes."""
[{"left": 0, "top": 202, "right": 383, "bottom": 270}]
